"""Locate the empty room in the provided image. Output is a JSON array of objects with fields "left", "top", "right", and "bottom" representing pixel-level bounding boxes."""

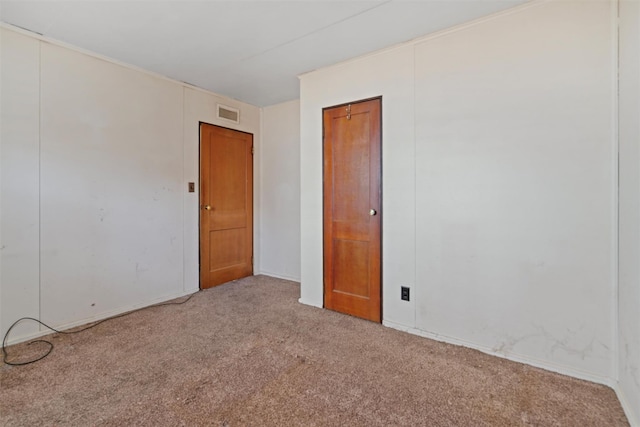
[{"left": 1, "top": 0, "right": 638, "bottom": 425}]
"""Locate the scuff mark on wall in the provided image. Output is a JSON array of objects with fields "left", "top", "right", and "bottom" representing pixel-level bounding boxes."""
[
  {"left": 492, "top": 323, "right": 601, "bottom": 362},
  {"left": 533, "top": 325, "right": 594, "bottom": 361},
  {"left": 492, "top": 332, "right": 539, "bottom": 354},
  {"left": 135, "top": 262, "right": 149, "bottom": 280}
]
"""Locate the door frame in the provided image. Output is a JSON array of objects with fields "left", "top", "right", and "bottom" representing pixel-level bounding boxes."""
[
  {"left": 321, "top": 96, "right": 383, "bottom": 321},
  {"left": 198, "top": 121, "right": 254, "bottom": 289}
]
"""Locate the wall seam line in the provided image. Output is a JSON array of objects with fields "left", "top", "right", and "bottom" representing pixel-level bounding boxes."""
[
  {"left": 412, "top": 43, "right": 417, "bottom": 329},
  {"left": 38, "top": 40, "right": 42, "bottom": 327},
  {"left": 613, "top": 0, "right": 621, "bottom": 385},
  {"left": 182, "top": 87, "right": 186, "bottom": 293},
  {"left": 258, "top": 107, "right": 264, "bottom": 275}
]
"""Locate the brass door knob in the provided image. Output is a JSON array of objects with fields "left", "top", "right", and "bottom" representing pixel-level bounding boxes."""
[{"left": 203, "top": 205, "right": 212, "bottom": 211}]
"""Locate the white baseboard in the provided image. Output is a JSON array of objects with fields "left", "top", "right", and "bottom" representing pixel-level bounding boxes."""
[
  {"left": 257, "top": 271, "right": 301, "bottom": 283},
  {"left": 298, "top": 298, "right": 322, "bottom": 308},
  {"left": 615, "top": 383, "right": 640, "bottom": 427},
  {"left": 4, "top": 289, "right": 197, "bottom": 347},
  {"left": 383, "top": 320, "right": 614, "bottom": 388}
]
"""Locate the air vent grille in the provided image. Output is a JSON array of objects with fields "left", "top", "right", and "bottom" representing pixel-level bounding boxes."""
[{"left": 217, "top": 104, "right": 240, "bottom": 123}]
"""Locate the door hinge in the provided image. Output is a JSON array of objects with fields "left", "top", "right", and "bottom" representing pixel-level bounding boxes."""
[{"left": 251, "top": 145, "right": 254, "bottom": 155}]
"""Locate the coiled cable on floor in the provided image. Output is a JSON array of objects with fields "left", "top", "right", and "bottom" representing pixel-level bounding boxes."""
[{"left": 2, "top": 293, "right": 197, "bottom": 366}]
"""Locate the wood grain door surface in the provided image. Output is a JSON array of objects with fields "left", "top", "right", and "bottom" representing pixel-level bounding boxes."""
[
  {"left": 200, "top": 123, "right": 253, "bottom": 289},
  {"left": 323, "top": 98, "right": 382, "bottom": 322}
]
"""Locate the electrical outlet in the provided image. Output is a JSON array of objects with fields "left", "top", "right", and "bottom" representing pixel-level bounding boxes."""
[{"left": 401, "top": 286, "right": 410, "bottom": 301}]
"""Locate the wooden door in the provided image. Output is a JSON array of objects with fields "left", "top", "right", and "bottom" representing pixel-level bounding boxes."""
[
  {"left": 323, "top": 98, "right": 382, "bottom": 322},
  {"left": 200, "top": 123, "right": 253, "bottom": 289}
]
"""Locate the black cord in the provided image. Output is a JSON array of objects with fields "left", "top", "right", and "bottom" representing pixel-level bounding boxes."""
[{"left": 2, "top": 292, "right": 197, "bottom": 366}]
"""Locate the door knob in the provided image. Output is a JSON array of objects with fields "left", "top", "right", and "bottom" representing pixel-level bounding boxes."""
[
  {"left": 369, "top": 209, "right": 377, "bottom": 216},
  {"left": 203, "top": 205, "right": 212, "bottom": 211}
]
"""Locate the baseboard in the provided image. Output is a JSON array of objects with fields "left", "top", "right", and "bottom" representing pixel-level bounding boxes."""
[
  {"left": 298, "top": 298, "right": 322, "bottom": 308},
  {"left": 4, "top": 289, "right": 197, "bottom": 347},
  {"left": 257, "top": 271, "right": 301, "bottom": 283},
  {"left": 615, "top": 383, "right": 640, "bottom": 427},
  {"left": 383, "top": 320, "right": 614, "bottom": 388}
]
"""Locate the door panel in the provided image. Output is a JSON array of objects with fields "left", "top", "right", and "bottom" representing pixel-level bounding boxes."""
[
  {"left": 333, "top": 239, "right": 370, "bottom": 297},
  {"left": 323, "top": 98, "right": 381, "bottom": 322},
  {"left": 200, "top": 123, "right": 253, "bottom": 289}
]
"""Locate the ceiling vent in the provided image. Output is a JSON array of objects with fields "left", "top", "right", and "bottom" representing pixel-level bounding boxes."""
[{"left": 217, "top": 104, "right": 240, "bottom": 124}]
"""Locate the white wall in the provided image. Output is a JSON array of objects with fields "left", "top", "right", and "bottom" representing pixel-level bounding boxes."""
[
  {"left": 39, "top": 42, "right": 184, "bottom": 327},
  {"left": 300, "top": 0, "right": 616, "bottom": 384},
  {"left": 1, "top": 29, "right": 41, "bottom": 339},
  {"left": 413, "top": 0, "right": 615, "bottom": 382},
  {"left": 618, "top": 1, "right": 640, "bottom": 424},
  {"left": 0, "top": 26, "right": 261, "bottom": 344},
  {"left": 260, "top": 100, "right": 301, "bottom": 281}
]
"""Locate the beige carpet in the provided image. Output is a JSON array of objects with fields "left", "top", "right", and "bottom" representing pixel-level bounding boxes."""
[{"left": 0, "top": 275, "right": 628, "bottom": 426}]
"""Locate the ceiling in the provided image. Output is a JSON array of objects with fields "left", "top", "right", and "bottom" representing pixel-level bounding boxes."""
[{"left": 0, "top": 0, "right": 529, "bottom": 107}]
